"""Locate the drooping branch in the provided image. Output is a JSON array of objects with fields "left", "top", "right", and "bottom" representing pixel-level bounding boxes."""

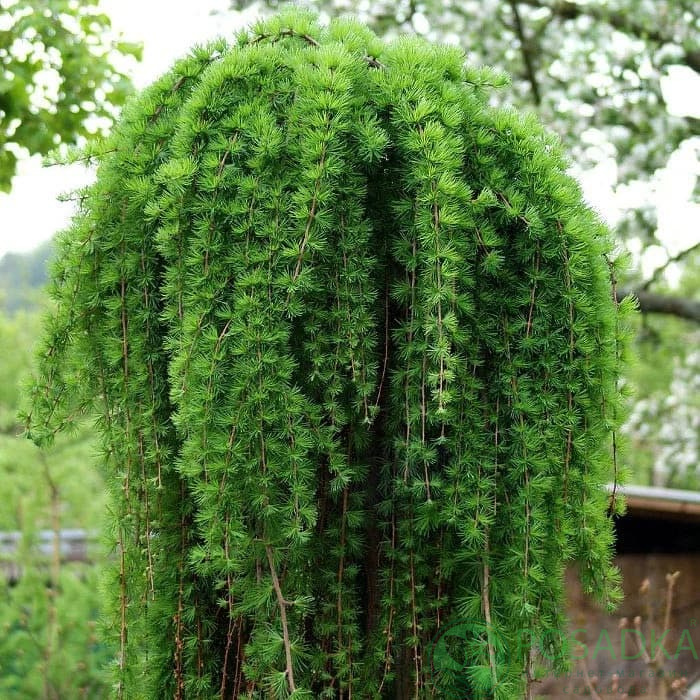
[{"left": 266, "top": 545, "right": 296, "bottom": 693}]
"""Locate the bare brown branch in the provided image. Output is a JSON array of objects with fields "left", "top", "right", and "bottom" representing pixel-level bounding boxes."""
[
  {"left": 641, "top": 242, "right": 700, "bottom": 291},
  {"left": 621, "top": 289, "right": 700, "bottom": 323},
  {"left": 265, "top": 545, "right": 296, "bottom": 693},
  {"left": 508, "top": 0, "right": 542, "bottom": 105}
]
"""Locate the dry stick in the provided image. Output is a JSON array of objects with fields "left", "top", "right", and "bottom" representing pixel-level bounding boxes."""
[
  {"left": 218, "top": 406, "right": 243, "bottom": 512},
  {"left": 178, "top": 313, "right": 206, "bottom": 399},
  {"left": 337, "top": 487, "right": 349, "bottom": 648},
  {"left": 97, "top": 355, "right": 127, "bottom": 700},
  {"left": 523, "top": 248, "right": 539, "bottom": 698},
  {"left": 92, "top": 334, "right": 125, "bottom": 694},
  {"left": 207, "top": 133, "right": 240, "bottom": 277},
  {"left": 219, "top": 515, "right": 236, "bottom": 699},
  {"left": 170, "top": 189, "right": 188, "bottom": 700},
  {"left": 150, "top": 74, "right": 187, "bottom": 122},
  {"left": 233, "top": 615, "right": 244, "bottom": 697},
  {"left": 402, "top": 228, "right": 422, "bottom": 694},
  {"left": 200, "top": 319, "right": 233, "bottom": 484},
  {"left": 434, "top": 532, "right": 445, "bottom": 635},
  {"left": 250, "top": 28, "right": 386, "bottom": 68},
  {"left": 119, "top": 240, "right": 133, "bottom": 501},
  {"left": 255, "top": 305, "right": 295, "bottom": 693},
  {"left": 219, "top": 613, "right": 236, "bottom": 699},
  {"left": 287, "top": 414, "right": 301, "bottom": 524},
  {"left": 578, "top": 653, "right": 604, "bottom": 700},
  {"left": 43, "top": 147, "right": 118, "bottom": 167},
  {"left": 656, "top": 572, "right": 681, "bottom": 664},
  {"left": 419, "top": 135, "right": 446, "bottom": 499},
  {"left": 57, "top": 190, "right": 93, "bottom": 206},
  {"left": 632, "top": 614, "right": 651, "bottom": 664},
  {"left": 341, "top": 242, "right": 371, "bottom": 423},
  {"left": 176, "top": 163, "right": 237, "bottom": 397},
  {"left": 503, "top": 319, "right": 534, "bottom": 698},
  {"left": 196, "top": 613, "right": 204, "bottom": 679},
  {"left": 251, "top": 29, "right": 321, "bottom": 48},
  {"left": 525, "top": 247, "right": 540, "bottom": 339},
  {"left": 322, "top": 296, "right": 347, "bottom": 685},
  {"left": 522, "top": 247, "right": 539, "bottom": 642},
  {"left": 265, "top": 545, "right": 296, "bottom": 693},
  {"left": 27, "top": 222, "right": 98, "bottom": 434},
  {"left": 424, "top": 158, "right": 447, "bottom": 417},
  {"left": 309, "top": 253, "right": 346, "bottom": 680},
  {"left": 372, "top": 281, "right": 391, "bottom": 417},
  {"left": 197, "top": 135, "right": 242, "bottom": 445},
  {"left": 116, "top": 236, "right": 135, "bottom": 700}
]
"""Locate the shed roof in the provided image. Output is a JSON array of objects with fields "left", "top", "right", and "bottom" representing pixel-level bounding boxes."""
[{"left": 608, "top": 483, "right": 700, "bottom": 521}]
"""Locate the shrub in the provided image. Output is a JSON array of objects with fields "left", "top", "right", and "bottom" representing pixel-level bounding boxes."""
[{"left": 26, "top": 10, "right": 632, "bottom": 698}]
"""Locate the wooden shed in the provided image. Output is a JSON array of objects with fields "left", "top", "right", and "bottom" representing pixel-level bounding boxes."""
[
  {"left": 3, "top": 486, "right": 700, "bottom": 696},
  {"left": 541, "top": 484, "right": 700, "bottom": 698}
]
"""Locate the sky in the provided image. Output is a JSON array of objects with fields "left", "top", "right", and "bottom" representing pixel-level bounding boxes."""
[{"left": 0, "top": 0, "right": 699, "bottom": 281}]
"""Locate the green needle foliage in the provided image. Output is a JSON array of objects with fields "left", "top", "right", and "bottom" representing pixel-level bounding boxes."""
[{"left": 25, "top": 10, "right": 634, "bottom": 699}]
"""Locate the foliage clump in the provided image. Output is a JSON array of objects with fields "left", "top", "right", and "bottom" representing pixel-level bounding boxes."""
[{"left": 25, "top": 11, "right": 633, "bottom": 698}]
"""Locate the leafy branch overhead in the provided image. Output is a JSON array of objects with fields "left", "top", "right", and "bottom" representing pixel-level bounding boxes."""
[
  {"left": 518, "top": 0, "right": 700, "bottom": 74},
  {"left": 0, "top": 0, "right": 141, "bottom": 191},
  {"left": 26, "top": 11, "right": 631, "bottom": 699}
]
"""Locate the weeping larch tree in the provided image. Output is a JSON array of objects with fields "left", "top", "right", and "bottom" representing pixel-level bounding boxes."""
[{"left": 25, "top": 10, "right": 633, "bottom": 699}]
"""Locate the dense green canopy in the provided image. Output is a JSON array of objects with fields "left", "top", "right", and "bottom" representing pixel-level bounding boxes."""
[{"left": 26, "top": 11, "right": 632, "bottom": 698}]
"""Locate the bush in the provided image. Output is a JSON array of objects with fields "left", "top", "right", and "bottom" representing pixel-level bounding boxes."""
[{"left": 26, "top": 11, "right": 632, "bottom": 698}]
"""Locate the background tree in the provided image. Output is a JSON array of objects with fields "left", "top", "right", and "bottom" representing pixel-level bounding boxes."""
[
  {"left": 0, "top": 0, "right": 141, "bottom": 191},
  {"left": 26, "top": 12, "right": 630, "bottom": 698},
  {"left": 0, "top": 4, "right": 138, "bottom": 692},
  {"left": 623, "top": 250, "right": 700, "bottom": 487},
  {"left": 0, "top": 239, "right": 53, "bottom": 314},
  {"left": 0, "top": 312, "right": 111, "bottom": 699}
]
